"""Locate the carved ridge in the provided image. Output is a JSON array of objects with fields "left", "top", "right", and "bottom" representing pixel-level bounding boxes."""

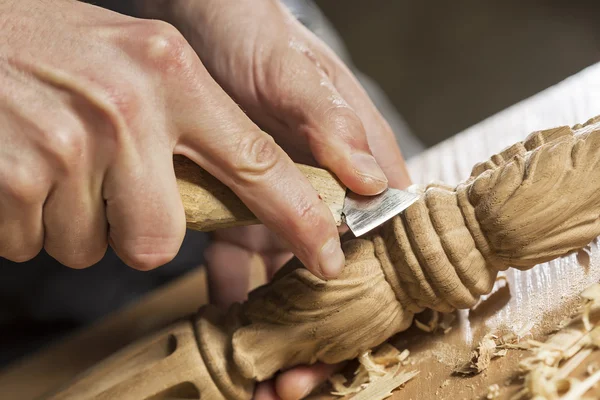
[{"left": 48, "top": 117, "right": 600, "bottom": 400}]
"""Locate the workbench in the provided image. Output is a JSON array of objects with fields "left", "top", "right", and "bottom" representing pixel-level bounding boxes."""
[{"left": 2, "top": 63, "right": 600, "bottom": 400}]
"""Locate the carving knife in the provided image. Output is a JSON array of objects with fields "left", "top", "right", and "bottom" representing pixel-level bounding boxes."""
[{"left": 174, "top": 155, "right": 420, "bottom": 237}]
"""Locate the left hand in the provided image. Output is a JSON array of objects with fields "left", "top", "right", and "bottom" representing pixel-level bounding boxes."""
[{"left": 136, "top": 1, "right": 412, "bottom": 398}]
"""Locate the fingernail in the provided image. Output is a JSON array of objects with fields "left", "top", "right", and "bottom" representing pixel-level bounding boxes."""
[
  {"left": 319, "top": 237, "right": 345, "bottom": 278},
  {"left": 350, "top": 152, "right": 388, "bottom": 184}
]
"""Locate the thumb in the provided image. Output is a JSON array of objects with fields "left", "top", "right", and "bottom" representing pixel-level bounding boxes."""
[{"left": 258, "top": 48, "right": 389, "bottom": 196}]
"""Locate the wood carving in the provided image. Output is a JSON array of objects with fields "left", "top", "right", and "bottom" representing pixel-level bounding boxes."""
[
  {"left": 174, "top": 157, "right": 347, "bottom": 231},
  {"left": 48, "top": 116, "right": 600, "bottom": 399}
]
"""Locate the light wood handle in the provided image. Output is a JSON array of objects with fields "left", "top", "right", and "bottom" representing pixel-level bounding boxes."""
[{"left": 174, "top": 155, "right": 347, "bottom": 231}]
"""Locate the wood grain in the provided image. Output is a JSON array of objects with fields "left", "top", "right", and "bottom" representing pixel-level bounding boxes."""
[
  {"left": 383, "top": 62, "right": 600, "bottom": 400},
  {"left": 0, "top": 267, "right": 210, "bottom": 400},
  {"left": 175, "top": 155, "right": 346, "bottom": 231},
  {"left": 2, "top": 63, "right": 600, "bottom": 399}
]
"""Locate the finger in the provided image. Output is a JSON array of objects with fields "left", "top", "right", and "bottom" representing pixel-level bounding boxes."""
[
  {"left": 104, "top": 148, "right": 186, "bottom": 271},
  {"left": 43, "top": 172, "right": 108, "bottom": 268},
  {"left": 255, "top": 381, "right": 281, "bottom": 400},
  {"left": 205, "top": 225, "right": 292, "bottom": 308},
  {"left": 283, "top": 16, "right": 412, "bottom": 189},
  {"left": 0, "top": 170, "right": 44, "bottom": 262},
  {"left": 0, "top": 130, "right": 46, "bottom": 262},
  {"left": 276, "top": 362, "right": 344, "bottom": 400},
  {"left": 174, "top": 69, "right": 345, "bottom": 279},
  {"left": 313, "top": 47, "right": 411, "bottom": 189},
  {"left": 204, "top": 239, "right": 252, "bottom": 309},
  {"left": 330, "top": 64, "right": 411, "bottom": 188},
  {"left": 210, "top": 225, "right": 288, "bottom": 254},
  {"left": 211, "top": 226, "right": 292, "bottom": 279},
  {"left": 256, "top": 48, "right": 389, "bottom": 196},
  {"left": 264, "top": 251, "right": 294, "bottom": 280},
  {"left": 40, "top": 117, "right": 107, "bottom": 267}
]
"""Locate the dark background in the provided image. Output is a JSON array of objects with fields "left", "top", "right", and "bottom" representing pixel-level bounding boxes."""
[{"left": 315, "top": 0, "right": 600, "bottom": 146}]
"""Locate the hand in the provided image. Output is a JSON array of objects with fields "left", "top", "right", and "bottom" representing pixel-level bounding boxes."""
[
  {"left": 136, "top": 1, "right": 413, "bottom": 399},
  {"left": 0, "top": 0, "right": 349, "bottom": 278}
]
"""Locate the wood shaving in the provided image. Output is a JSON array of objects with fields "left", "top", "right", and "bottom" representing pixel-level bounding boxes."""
[
  {"left": 453, "top": 333, "right": 509, "bottom": 375},
  {"left": 348, "top": 367, "right": 419, "bottom": 400},
  {"left": 414, "top": 311, "right": 456, "bottom": 334},
  {"left": 506, "top": 283, "right": 600, "bottom": 399},
  {"left": 414, "top": 311, "right": 439, "bottom": 333},
  {"left": 329, "top": 343, "right": 418, "bottom": 399},
  {"left": 586, "top": 361, "right": 599, "bottom": 376},
  {"left": 486, "top": 383, "right": 501, "bottom": 399},
  {"left": 580, "top": 283, "right": 600, "bottom": 332},
  {"left": 440, "top": 312, "right": 457, "bottom": 334}
]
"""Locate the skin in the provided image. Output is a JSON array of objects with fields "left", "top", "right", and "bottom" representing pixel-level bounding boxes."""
[{"left": 1, "top": 0, "right": 411, "bottom": 398}]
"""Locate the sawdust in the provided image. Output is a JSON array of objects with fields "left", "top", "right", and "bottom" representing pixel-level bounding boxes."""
[
  {"left": 329, "top": 343, "right": 418, "bottom": 399},
  {"left": 505, "top": 283, "right": 600, "bottom": 399},
  {"left": 427, "top": 341, "right": 467, "bottom": 367}
]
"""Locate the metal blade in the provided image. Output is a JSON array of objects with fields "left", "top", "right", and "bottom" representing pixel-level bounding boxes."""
[{"left": 342, "top": 188, "right": 421, "bottom": 237}]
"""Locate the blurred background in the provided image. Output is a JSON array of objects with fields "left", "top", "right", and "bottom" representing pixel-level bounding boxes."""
[
  {"left": 3, "top": 0, "right": 600, "bottom": 370},
  {"left": 313, "top": 0, "right": 600, "bottom": 148}
]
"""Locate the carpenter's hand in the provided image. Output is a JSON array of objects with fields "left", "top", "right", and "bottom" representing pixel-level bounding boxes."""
[
  {"left": 1, "top": 0, "right": 349, "bottom": 277},
  {"left": 137, "top": 1, "right": 413, "bottom": 399}
]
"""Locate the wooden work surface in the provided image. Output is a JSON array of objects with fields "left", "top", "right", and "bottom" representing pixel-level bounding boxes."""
[{"left": 2, "top": 63, "right": 600, "bottom": 399}]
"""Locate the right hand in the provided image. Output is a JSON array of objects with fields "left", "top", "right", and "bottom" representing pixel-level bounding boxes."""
[{"left": 0, "top": 0, "right": 358, "bottom": 275}]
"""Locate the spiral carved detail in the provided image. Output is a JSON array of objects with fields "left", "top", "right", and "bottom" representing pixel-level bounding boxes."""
[
  {"left": 49, "top": 117, "right": 600, "bottom": 400},
  {"left": 220, "top": 116, "right": 600, "bottom": 394}
]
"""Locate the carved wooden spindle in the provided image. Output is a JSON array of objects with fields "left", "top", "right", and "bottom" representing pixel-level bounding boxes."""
[{"left": 48, "top": 116, "right": 600, "bottom": 399}]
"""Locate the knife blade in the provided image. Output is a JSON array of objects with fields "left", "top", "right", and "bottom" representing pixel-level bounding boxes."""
[
  {"left": 174, "top": 155, "right": 420, "bottom": 236},
  {"left": 342, "top": 187, "right": 419, "bottom": 236}
]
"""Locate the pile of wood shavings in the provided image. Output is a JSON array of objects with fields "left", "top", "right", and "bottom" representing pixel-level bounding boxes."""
[
  {"left": 508, "top": 283, "right": 600, "bottom": 400},
  {"left": 329, "top": 343, "right": 418, "bottom": 399}
]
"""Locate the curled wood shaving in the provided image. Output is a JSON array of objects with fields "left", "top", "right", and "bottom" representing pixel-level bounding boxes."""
[
  {"left": 414, "top": 311, "right": 439, "bottom": 333},
  {"left": 486, "top": 383, "right": 501, "bottom": 399},
  {"left": 414, "top": 310, "right": 456, "bottom": 334},
  {"left": 329, "top": 343, "right": 417, "bottom": 399},
  {"left": 581, "top": 283, "right": 600, "bottom": 332},
  {"left": 507, "top": 283, "right": 600, "bottom": 399},
  {"left": 454, "top": 333, "right": 509, "bottom": 375}
]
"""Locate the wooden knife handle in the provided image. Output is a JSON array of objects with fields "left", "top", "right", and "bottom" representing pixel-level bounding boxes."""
[{"left": 174, "top": 155, "right": 347, "bottom": 232}]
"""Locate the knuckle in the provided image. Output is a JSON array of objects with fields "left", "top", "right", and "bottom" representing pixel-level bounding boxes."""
[
  {"left": 280, "top": 195, "right": 330, "bottom": 242},
  {"left": 42, "top": 124, "right": 87, "bottom": 173},
  {"left": 230, "top": 134, "right": 282, "bottom": 183},
  {"left": 296, "top": 197, "right": 329, "bottom": 232},
  {"left": 323, "top": 105, "right": 365, "bottom": 144},
  {"left": 102, "top": 83, "right": 141, "bottom": 124},
  {"left": 142, "top": 20, "right": 194, "bottom": 74},
  {"left": 1, "top": 164, "right": 47, "bottom": 204}
]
